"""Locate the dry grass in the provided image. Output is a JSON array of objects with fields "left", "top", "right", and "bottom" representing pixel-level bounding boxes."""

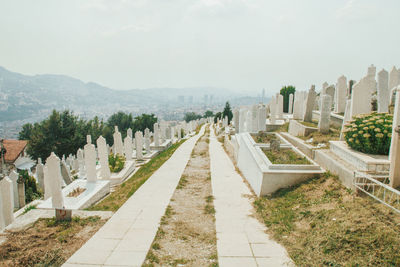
[
  {"left": 262, "top": 148, "right": 311, "bottom": 165},
  {"left": 298, "top": 128, "right": 340, "bottom": 147},
  {"left": 144, "top": 125, "right": 218, "bottom": 267},
  {"left": 0, "top": 216, "right": 105, "bottom": 267},
  {"left": 251, "top": 133, "right": 277, "bottom": 144},
  {"left": 253, "top": 172, "right": 400, "bottom": 266},
  {"left": 90, "top": 140, "right": 186, "bottom": 211}
]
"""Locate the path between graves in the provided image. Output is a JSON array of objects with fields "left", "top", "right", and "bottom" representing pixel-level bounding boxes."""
[
  {"left": 63, "top": 125, "right": 206, "bottom": 267},
  {"left": 143, "top": 126, "right": 218, "bottom": 266},
  {"left": 209, "top": 126, "right": 294, "bottom": 267}
]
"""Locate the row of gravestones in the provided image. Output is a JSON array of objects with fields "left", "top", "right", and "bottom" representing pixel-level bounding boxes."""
[
  {"left": 0, "top": 119, "right": 202, "bottom": 230},
  {"left": 233, "top": 104, "right": 268, "bottom": 134}
]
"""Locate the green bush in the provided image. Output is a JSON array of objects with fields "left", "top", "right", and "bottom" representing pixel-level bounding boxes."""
[
  {"left": 344, "top": 112, "right": 392, "bottom": 155},
  {"left": 18, "top": 170, "right": 42, "bottom": 203},
  {"left": 108, "top": 154, "right": 125, "bottom": 173}
]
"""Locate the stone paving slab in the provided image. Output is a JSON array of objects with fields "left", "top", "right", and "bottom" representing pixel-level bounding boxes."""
[
  {"left": 63, "top": 126, "right": 205, "bottom": 267},
  {"left": 209, "top": 126, "right": 294, "bottom": 267}
]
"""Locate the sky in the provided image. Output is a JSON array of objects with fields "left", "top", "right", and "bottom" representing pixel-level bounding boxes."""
[{"left": 1, "top": 0, "right": 400, "bottom": 95}]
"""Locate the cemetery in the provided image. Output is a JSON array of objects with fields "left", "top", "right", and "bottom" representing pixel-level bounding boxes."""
[{"left": 1, "top": 64, "right": 400, "bottom": 266}]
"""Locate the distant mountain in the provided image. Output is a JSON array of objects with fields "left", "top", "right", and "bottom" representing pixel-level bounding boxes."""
[{"left": 0, "top": 66, "right": 242, "bottom": 122}]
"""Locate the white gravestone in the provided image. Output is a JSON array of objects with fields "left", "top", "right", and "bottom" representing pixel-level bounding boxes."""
[
  {"left": 335, "top": 75, "right": 347, "bottom": 114},
  {"left": 251, "top": 105, "right": 259, "bottom": 132},
  {"left": 177, "top": 126, "right": 182, "bottom": 141},
  {"left": 277, "top": 94, "right": 283, "bottom": 119},
  {"left": 367, "top": 64, "right": 377, "bottom": 94},
  {"left": 318, "top": 94, "right": 332, "bottom": 134},
  {"left": 97, "top": 136, "right": 111, "bottom": 179},
  {"left": 45, "top": 153, "right": 64, "bottom": 209},
  {"left": 350, "top": 76, "right": 373, "bottom": 117},
  {"left": 270, "top": 96, "right": 276, "bottom": 123},
  {"left": 377, "top": 69, "right": 389, "bottom": 113},
  {"left": 292, "top": 92, "right": 302, "bottom": 120},
  {"left": 389, "top": 87, "right": 400, "bottom": 188},
  {"left": 60, "top": 160, "right": 73, "bottom": 185},
  {"left": 0, "top": 176, "right": 14, "bottom": 229},
  {"left": 36, "top": 158, "right": 44, "bottom": 191},
  {"left": 135, "top": 131, "right": 144, "bottom": 160},
  {"left": 43, "top": 166, "right": 51, "bottom": 200},
  {"left": 144, "top": 128, "right": 151, "bottom": 151},
  {"left": 113, "top": 126, "right": 124, "bottom": 156},
  {"left": 389, "top": 66, "right": 400, "bottom": 90},
  {"left": 233, "top": 109, "right": 239, "bottom": 133},
  {"left": 77, "top": 148, "right": 85, "bottom": 178},
  {"left": 258, "top": 106, "right": 267, "bottom": 132},
  {"left": 9, "top": 170, "right": 19, "bottom": 209},
  {"left": 340, "top": 99, "right": 352, "bottom": 141},
  {"left": 124, "top": 136, "right": 133, "bottom": 160},
  {"left": 84, "top": 135, "right": 97, "bottom": 182},
  {"left": 325, "top": 86, "right": 335, "bottom": 109},
  {"left": 127, "top": 128, "right": 133, "bottom": 139},
  {"left": 288, "top": 93, "right": 294, "bottom": 114},
  {"left": 303, "top": 85, "right": 317, "bottom": 122},
  {"left": 239, "top": 109, "right": 246, "bottom": 133},
  {"left": 154, "top": 123, "right": 160, "bottom": 146}
]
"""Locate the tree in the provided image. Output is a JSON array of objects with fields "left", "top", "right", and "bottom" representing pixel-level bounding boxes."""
[
  {"left": 222, "top": 102, "right": 233, "bottom": 123},
  {"left": 280, "top": 85, "right": 296, "bottom": 113},
  {"left": 105, "top": 111, "right": 135, "bottom": 143},
  {"left": 184, "top": 112, "right": 202, "bottom": 122},
  {"left": 19, "top": 123, "right": 34, "bottom": 140},
  {"left": 203, "top": 110, "right": 214, "bottom": 118},
  {"left": 26, "top": 110, "right": 87, "bottom": 161},
  {"left": 213, "top": 112, "right": 222, "bottom": 123},
  {"left": 132, "top": 114, "right": 157, "bottom": 133}
]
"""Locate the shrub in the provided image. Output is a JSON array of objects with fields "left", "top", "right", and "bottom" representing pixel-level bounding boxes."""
[
  {"left": 18, "top": 170, "right": 42, "bottom": 203},
  {"left": 344, "top": 112, "right": 392, "bottom": 155},
  {"left": 108, "top": 154, "right": 125, "bottom": 173}
]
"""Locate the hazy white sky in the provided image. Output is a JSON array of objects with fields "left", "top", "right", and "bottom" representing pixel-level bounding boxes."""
[{"left": 1, "top": 0, "right": 399, "bottom": 95}]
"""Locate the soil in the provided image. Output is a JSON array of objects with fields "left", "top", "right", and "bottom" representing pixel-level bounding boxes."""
[
  {"left": 0, "top": 216, "right": 106, "bottom": 267},
  {"left": 251, "top": 133, "right": 277, "bottom": 143},
  {"left": 144, "top": 127, "right": 218, "bottom": 266},
  {"left": 67, "top": 187, "right": 86, "bottom": 197},
  {"left": 262, "top": 148, "right": 311, "bottom": 164}
]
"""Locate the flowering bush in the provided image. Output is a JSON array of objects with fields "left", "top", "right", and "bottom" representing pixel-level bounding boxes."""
[
  {"left": 344, "top": 112, "right": 392, "bottom": 155},
  {"left": 109, "top": 154, "right": 125, "bottom": 173}
]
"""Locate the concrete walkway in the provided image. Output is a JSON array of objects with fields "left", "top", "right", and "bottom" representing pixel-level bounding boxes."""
[
  {"left": 209, "top": 126, "right": 293, "bottom": 267},
  {"left": 63, "top": 125, "right": 205, "bottom": 267}
]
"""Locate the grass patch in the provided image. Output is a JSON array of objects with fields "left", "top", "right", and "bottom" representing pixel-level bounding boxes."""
[
  {"left": 22, "top": 204, "right": 37, "bottom": 215},
  {"left": 176, "top": 175, "right": 188, "bottom": 189},
  {"left": 299, "top": 120, "right": 319, "bottom": 128},
  {"left": 262, "top": 148, "right": 311, "bottom": 165},
  {"left": 90, "top": 140, "right": 186, "bottom": 211},
  {"left": 0, "top": 216, "right": 103, "bottom": 267},
  {"left": 270, "top": 122, "right": 289, "bottom": 133},
  {"left": 251, "top": 133, "right": 277, "bottom": 143},
  {"left": 254, "top": 173, "right": 400, "bottom": 266},
  {"left": 298, "top": 128, "right": 340, "bottom": 147}
]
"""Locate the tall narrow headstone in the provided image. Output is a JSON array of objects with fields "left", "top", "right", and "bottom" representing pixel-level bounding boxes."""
[
  {"left": 127, "top": 128, "right": 133, "bottom": 139},
  {"left": 303, "top": 85, "right": 317, "bottom": 122},
  {"left": 340, "top": 99, "right": 352, "bottom": 141},
  {"left": 43, "top": 166, "right": 51, "bottom": 200},
  {"left": 292, "top": 92, "right": 302, "bottom": 120},
  {"left": 335, "top": 75, "right": 347, "bottom": 114},
  {"left": 251, "top": 105, "right": 259, "bottom": 132},
  {"left": 350, "top": 76, "right": 373, "bottom": 117},
  {"left": 233, "top": 109, "right": 239, "bottom": 133},
  {"left": 288, "top": 94, "right": 294, "bottom": 114},
  {"left": 277, "top": 94, "right": 283, "bottom": 119},
  {"left": 258, "top": 106, "right": 267, "bottom": 132},
  {"left": 9, "top": 170, "right": 19, "bottom": 209},
  {"left": 325, "top": 86, "right": 335, "bottom": 109},
  {"left": 97, "top": 136, "right": 111, "bottom": 179},
  {"left": 135, "top": 131, "right": 143, "bottom": 160},
  {"left": 389, "top": 66, "right": 400, "bottom": 90},
  {"left": 270, "top": 96, "right": 276, "bottom": 123},
  {"left": 84, "top": 135, "right": 97, "bottom": 182},
  {"left": 144, "top": 128, "right": 151, "bottom": 151},
  {"left": 367, "top": 64, "right": 377, "bottom": 94},
  {"left": 124, "top": 136, "right": 133, "bottom": 160},
  {"left": 318, "top": 94, "right": 332, "bottom": 134},
  {"left": 0, "top": 177, "right": 14, "bottom": 229},
  {"left": 60, "top": 161, "right": 73, "bottom": 185},
  {"left": 239, "top": 109, "right": 246, "bottom": 133},
  {"left": 377, "top": 69, "right": 389, "bottom": 113},
  {"left": 154, "top": 123, "right": 160, "bottom": 146},
  {"left": 77, "top": 148, "right": 85, "bottom": 178},
  {"left": 113, "top": 126, "right": 124, "bottom": 155},
  {"left": 389, "top": 87, "right": 400, "bottom": 188},
  {"left": 36, "top": 158, "right": 44, "bottom": 191},
  {"left": 45, "top": 153, "right": 64, "bottom": 209}
]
